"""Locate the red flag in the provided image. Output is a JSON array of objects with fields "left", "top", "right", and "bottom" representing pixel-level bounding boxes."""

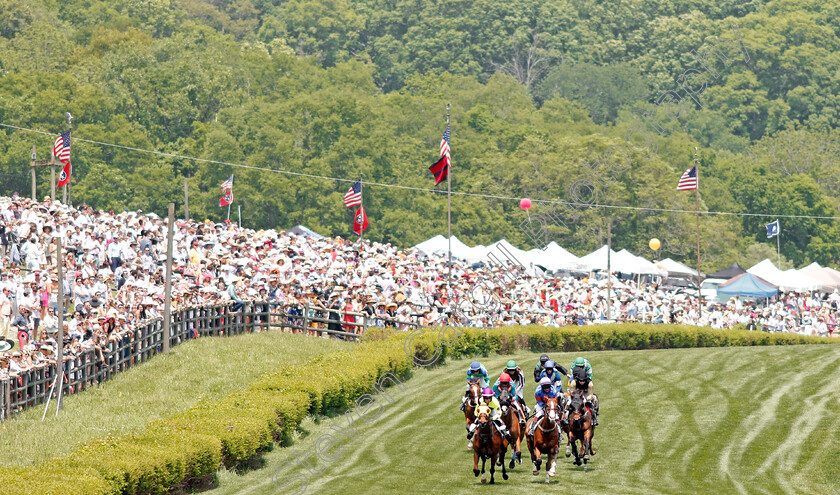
[
  {"left": 353, "top": 206, "right": 368, "bottom": 235},
  {"left": 219, "top": 190, "right": 232, "bottom": 207},
  {"left": 57, "top": 161, "right": 71, "bottom": 188},
  {"left": 429, "top": 155, "right": 449, "bottom": 185}
]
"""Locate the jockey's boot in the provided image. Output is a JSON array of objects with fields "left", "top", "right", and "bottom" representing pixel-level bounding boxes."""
[
  {"left": 460, "top": 394, "right": 468, "bottom": 411},
  {"left": 585, "top": 401, "right": 598, "bottom": 426},
  {"left": 528, "top": 415, "right": 540, "bottom": 437},
  {"left": 495, "top": 420, "right": 513, "bottom": 443}
]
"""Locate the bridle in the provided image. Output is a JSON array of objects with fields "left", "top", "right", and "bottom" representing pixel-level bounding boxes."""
[{"left": 538, "top": 398, "right": 558, "bottom": 433}]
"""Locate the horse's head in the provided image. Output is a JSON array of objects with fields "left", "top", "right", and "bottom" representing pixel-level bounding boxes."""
[
  {"left": 498, "top": 387, "right": 511, "bottom": 407},
  {"left": 468, "top": 380, "right": 481, "bottom": 405},
  {"left": 476, "top": 404, "right": 491, "bottom": 424},
  {"left": 569, "top": 392, "right": 586, "bottom": 426},
  {"left": 544, "top": 396, "right": 559, "bottom": 422}
]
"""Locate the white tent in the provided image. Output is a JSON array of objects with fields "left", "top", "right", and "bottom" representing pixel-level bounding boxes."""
[
  {"left": 532, "top": 241, "right": 587, "bottom": 271},
  {"left": 413, "top": 235, "right": 449, "bottom": 255},
  {"left": 748, "top": 259, "right": 823, "bottom": 292},
  {"left": 656, "top": 258, "right": 698, "bottom": 277},
  {"left": 616, "top": 249, "right": 666, "bottom": 276},
  {"left": 798, "top": 263, "right": 840, "bottom": 292},
  {"left": 578, "top": 245, "right": 616, "bottom": 272}
]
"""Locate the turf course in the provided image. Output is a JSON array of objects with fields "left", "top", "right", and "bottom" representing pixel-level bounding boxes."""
[
  {"left": 0, "top": 332, "right": 351, "bottom": 466},
  {"left": 209, "top": 345, "right": 840, "bottom": 495}
]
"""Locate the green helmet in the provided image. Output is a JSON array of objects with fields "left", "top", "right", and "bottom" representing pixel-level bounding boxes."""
[
  {"left": 573, "top": 357, "right": 586, "bottom": 367},
  {"left": 506, "top": 360, "right": 517, "bottom": 370}
]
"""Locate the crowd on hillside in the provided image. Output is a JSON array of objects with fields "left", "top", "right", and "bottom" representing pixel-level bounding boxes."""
[{"left": 1, "top": 194, "right": 838, "bottom": 377}]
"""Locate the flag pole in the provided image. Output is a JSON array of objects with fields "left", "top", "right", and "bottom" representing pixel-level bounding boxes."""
[
  {"left": 359, "top": 171, "right": 364, "bottom": 244},
  {"left": 445, "top": 103, "right": 452, "bottom": 305},
  {"left": 777, "top": 221, "right": 781, "bottom": 269},
  {"left": 694, "top": 147, "right": 702, "bottom": 322}
]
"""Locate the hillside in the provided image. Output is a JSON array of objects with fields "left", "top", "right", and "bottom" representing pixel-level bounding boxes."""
[
  {"left": 1, "top": 0, "right": 840, "bottom": 269},
  {"left": 209, "top": 346, "right": 840, "bottom": 495}
]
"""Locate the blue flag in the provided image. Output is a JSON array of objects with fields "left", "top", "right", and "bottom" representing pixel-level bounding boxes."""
[{"left": 766, "top": 220, "right": 780, "bottom": 238}]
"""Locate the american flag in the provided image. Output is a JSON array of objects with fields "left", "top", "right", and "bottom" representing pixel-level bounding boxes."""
[
  {"left": 220, "top": 175, "right": 234, "bottom": 191},
  {"left": 53, "top": 131, "right": 71, "bottom": 164},
  {"left": 440, "top": 122, "right": 450, "bottom": 159},
  {"left": 343, "top": 180, "right": 362, "bottom": 208},
  {"left": 677, "top": 166, "right": 698, "bottom": 191}
]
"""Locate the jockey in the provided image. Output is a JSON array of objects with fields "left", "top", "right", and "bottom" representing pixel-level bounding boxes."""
[
  {"left": 492, "top": 372, "right": 526, "bottom": 429},
  {"left": 533, "top": 354, "right": 551, "bottom": 382},
  {"left": 538, "top": 360, "right": 567, "bottom": 392},
  {"left": 528, "top": 377, "right": 561, "bottom": 437},
  {"left": 467, "top": 387, "right": 513, "bottom": 448},
  {"left": 503, "top": 359, "right": 531, "bottom": 417},
  {"left": 461, "top": 361, "right": 489, "bottom": 411},
  {"left": 566, "top": 356, "right": 598, "bottom": 426}
]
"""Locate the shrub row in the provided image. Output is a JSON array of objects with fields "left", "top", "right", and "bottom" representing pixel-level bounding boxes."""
[
  {"left": 0, "top": 334, "right": 430, "bottom": 495},
  {"left": 1, "top": 325, "right": 833, "bottom": 494},
  {"left": 441, "top": 324, "right": 837, "bottom": 359}
]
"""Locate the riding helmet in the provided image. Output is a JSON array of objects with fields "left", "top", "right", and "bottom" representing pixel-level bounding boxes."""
[
  {"left": 506, "top": 360, "right": 517, "bottom": 370},
  {"left": 499, "top": 373, "right": 511, "bottom": 383},
  {"left": 482, "top": 387, "right": 494, "bottom": 397},
  {"left": 573, "top": 357, "right": 586, "bottom": 367},
  {"left": 539, "top": 377, "right": 552, "bottom": 387},
  {"left": 544, "top": 360, "right": 555, "bottom": 370},
  {"left": 470, "top": 361, "right": 481, "bottom": 371},
  {"left": 539, "top": 354, "right": 550, "bottom": 365}
]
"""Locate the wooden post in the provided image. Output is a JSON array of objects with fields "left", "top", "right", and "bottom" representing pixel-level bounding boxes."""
[
  {"left": 606, "top": 221, "right": 612, "bottom": 321},
  {"left": 163, "top": 203, "right": 175, "bottom": 354},
  {"left": 51, "top": 165, "right": 56, "bottom": 201},
  {"left": 55, "top": 237, "right": 64, "bottom": 413},
  {"left": 184, "top": 176, "right": 189, "bottom": 221}
]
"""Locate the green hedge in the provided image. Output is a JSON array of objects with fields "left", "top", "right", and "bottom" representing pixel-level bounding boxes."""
[{"left": 2, "top": 324, "right": 833, "bottom": 494}]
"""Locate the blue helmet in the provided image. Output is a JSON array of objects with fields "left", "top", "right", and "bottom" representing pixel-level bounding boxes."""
[
  {"left": 544, "top": 360, "right": 555, "bottom": 370},
  {"left": 470, "top": 361, "right": 481, "bottom": 371}
]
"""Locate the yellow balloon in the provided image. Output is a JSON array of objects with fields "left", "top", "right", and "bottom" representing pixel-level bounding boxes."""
[{"left": 649, "top": 238, "right": 661, "bottom": 251}]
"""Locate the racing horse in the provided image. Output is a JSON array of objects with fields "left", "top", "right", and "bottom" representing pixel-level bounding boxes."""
[
  {"left": 497, "top": 387, "right": 522, "bottom": 468},
  {"left": 525, "top": 396, "right": 561, "bottom": 483},
  {"left": 472, "top": 404, "right": 509, "bottom": 484},
  {"left": 564, "top": 388, "right": 596, "bottom": 471},
  {"left": 464, "top": 378, "right": 481, "bottom": 448}
]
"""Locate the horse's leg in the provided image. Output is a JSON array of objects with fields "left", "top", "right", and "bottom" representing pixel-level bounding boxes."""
[
  {"left": 489, "top": 452, "right": 496, "bottom": 484},
  {"left": 501, "top": 446, "right": 509, "bottom": 481},
  {"left": 532, "top": 444, "right": 542, "bottom": 475},
  {"left": 481, "top": 455, "right": 487, "bottom": 483},
  {"left": 473, "top": 451, "right": 480, "bottom": 477},
  {"left": 571, "top": 436, "right": 582, "bottom": 466},
  {"left": 565, "top": 432, "right": 573, "bottom": 458}
]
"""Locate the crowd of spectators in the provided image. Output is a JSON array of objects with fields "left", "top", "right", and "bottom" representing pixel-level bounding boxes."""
[{"left": 1, "top": 193, "right": 837, "bottom": 379}]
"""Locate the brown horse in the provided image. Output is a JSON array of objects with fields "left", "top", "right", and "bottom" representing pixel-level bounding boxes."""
[
  {"left": 497, "top": 387, "right": 522, "bottom": 468},
  {"left": 525, "top": 396, "right": 561, "bottom": 483},
  {"left": 564, "top": 389, "right": 596, "bottom": 471},
  {"left": 472, "top": 404, "right": 509, "bottom": 484},
  {"left": 464, "top": 378, "right": 481, "bottom": 448}
]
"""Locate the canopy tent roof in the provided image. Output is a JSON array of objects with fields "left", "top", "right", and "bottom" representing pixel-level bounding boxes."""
[
  {"left": 411, "top": 236, "right": 585, "bottom": 271},
  {"left": 286, "top": 225, "right": 325, "bottom": 239},
  {"left": 576, "top": 245, "right": 664, "bottom": 275},
  {"left": 747, "top": 259, "right": 823, "bottom": 292},
  {"left": 706, "top": 262, "right": 746, "bottom": 279},
  {"left": 717, "top": 272, "right": 778, "bottom": 298},
  {"left": 799, "top": 262, "right": 840, "bottom": 292},
  {"left": 656, "top": 258, "right": 698, "bottom": 277}
]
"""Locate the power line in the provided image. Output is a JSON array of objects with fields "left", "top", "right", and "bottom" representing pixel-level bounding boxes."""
[{"left": 2, "top": 121, "right": 839, "bottom": 220}]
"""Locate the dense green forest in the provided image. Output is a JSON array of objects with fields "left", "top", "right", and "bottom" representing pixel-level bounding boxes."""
[{"left": 1, "top": 0, "right": 839, "bottom": 270}]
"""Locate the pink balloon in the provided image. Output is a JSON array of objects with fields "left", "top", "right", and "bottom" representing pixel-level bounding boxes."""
[{"left": 520, "top": 198, "right": 532, "bottom": 210}]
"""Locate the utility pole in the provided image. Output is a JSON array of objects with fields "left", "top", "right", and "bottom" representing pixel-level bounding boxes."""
[
  {"left": 163, "top": 203, "right": 175, "bottom": 354},
  {"left": 184, "top": 176, "right": 189, "bottom": 221},
  {"left": 606, "top": 220, "right": 612, "bottom": 321},
  {"left": 30, "top": 146, "right": 55, "bottom": 202},
  {"left": 65, "top": 112, "right": 73, "bottom": 206}
]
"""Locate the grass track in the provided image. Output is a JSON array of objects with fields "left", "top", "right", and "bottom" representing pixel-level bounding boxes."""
[
  {"left": 0, "top": 332, "right": 351, "bottom": 466},
  {"left": 210, "top": 345, "right": 840, "bottom": 495}
]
